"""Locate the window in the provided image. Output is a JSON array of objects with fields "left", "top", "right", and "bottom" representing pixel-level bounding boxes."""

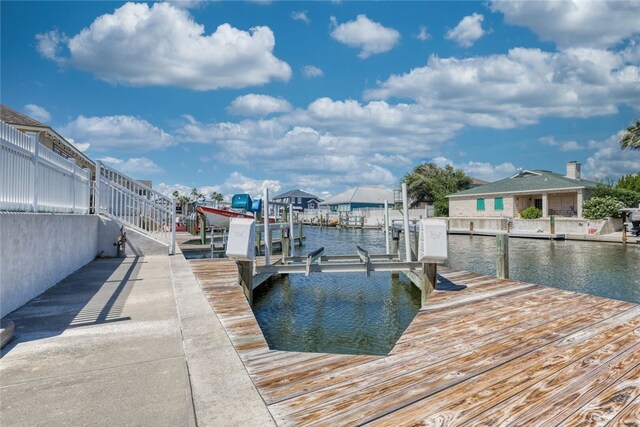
[
  {"left": 534, "top": 198, "right": 543, "bottom": 210},
  {"left": 476, "top": 198, "right": 485, "bottom": 211},
  {"left": 494, "top": 197, "right": 504, "bottom": 211}
]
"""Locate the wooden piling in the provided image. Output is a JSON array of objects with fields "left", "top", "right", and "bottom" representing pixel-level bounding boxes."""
[
  {"left": 420, "top": 263, "right": 437, "bottom": 306},
  {"left": 550, "top": 214, "right": 556, "bottom": 235},
  {"left": 236, "top": 260, "right": 253, "bottom": 305},
  {"left": 298, "top": 222, "right": 303, "bottom": 246},
  {"left": 496, "top": 232, "right": 509, "bottom": 279}
]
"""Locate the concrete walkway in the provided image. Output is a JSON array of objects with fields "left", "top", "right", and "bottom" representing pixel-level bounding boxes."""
[{"left": 0, "top": 253, "right": 274, "bottom": 426}]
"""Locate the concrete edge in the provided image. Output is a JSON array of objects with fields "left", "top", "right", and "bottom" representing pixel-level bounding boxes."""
[{"left": 168, "top": 253, "right": 276, "bottom": 426}]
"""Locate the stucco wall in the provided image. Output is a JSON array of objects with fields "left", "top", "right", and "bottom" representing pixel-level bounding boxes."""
[
  {"left": 449, "top": 195, "right": 515, "bottom": 218},
  {"left": 0, "top": 213, "right": 99, "bottom": 317}
]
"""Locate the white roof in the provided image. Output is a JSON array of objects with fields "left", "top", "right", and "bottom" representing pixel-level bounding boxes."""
[{"left": 319, "top": 186, "right": 394, "bottom": 206}]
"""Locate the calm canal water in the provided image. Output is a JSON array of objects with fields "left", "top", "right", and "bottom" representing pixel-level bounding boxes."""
[{"left": 252, "top": 226, "right": 640, "bottom": 355}]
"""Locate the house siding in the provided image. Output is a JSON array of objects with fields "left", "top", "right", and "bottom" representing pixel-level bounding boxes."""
[{"left": 449, "top": 195, "right": 515, "bottom": 218}]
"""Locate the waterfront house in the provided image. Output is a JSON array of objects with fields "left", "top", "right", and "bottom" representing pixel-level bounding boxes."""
[
  {"left": 319, "top": 186, "right": 395, "bottom": 212},
  {"left": 272, "top": 189, "right": 323, "bottom": 211},
  {"left": 1, "top": 104, "right": 95, "bottom": 177},
  {"left": 447, "top": 162, "right": 598, "bottom": 219}
]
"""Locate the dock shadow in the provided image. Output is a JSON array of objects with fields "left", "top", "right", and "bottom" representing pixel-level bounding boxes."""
[
  {"left": 436, "top": 275, "right": 467, "bottom": 291},
  {"left": 1, "top": 257, "right": 139, "bottom": 356}
]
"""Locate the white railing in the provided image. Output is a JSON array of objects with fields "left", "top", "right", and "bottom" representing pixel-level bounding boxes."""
[
  {"left": 95, "top": 161, "right": 176, "bottom": 254},
  {"left": 0, "top": 121, "right": 91, "bottom": 214}
]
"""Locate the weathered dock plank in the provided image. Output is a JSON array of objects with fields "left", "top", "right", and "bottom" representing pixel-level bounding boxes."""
[{"left": 185, "top": 255, "right": 640, "bottom": 426}]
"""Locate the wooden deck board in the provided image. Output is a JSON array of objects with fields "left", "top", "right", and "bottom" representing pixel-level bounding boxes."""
[{"left": 184, "top": 255, "right": 640, "bottom": 426}]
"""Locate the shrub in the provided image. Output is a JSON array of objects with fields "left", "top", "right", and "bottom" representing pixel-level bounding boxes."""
[
  {"left": 582, "top": 196, "right": 625, "bottom": 220},
  {"left": 520, "top": 206, "right": 542, "bottom": 219}
]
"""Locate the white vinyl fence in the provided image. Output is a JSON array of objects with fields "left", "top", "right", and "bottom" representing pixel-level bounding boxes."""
[
  {"left": 0, "top": 121, "right": 90, "bottom": 213},
  {"left": 95, "top": 161, "right": 176, "bottom": 254}
]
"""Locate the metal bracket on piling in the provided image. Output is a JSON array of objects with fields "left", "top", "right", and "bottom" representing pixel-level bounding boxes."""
[
  {"left": 306, "top": 247, "right": 325, "bottom": 276},
  {"left": 356, "top": 245, "right": 371, "bottom": 277}
]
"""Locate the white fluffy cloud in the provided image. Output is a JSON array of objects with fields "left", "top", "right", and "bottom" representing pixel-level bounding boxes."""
[
  {"left": 36, "top": 2, "right": 291, "bottom": 90},
  {"left": 291, "top": 10, "right": 310, "bottom": 24},
  {"left": 302, "top": 65, "right": 324, "bottom": 78},
  {"left": 99, "top": 156, "right": 165, "bottom": 176},
  {"left": 223, "top": 172, "right": 281, "bottom": 198},
  {"left": 24, "top": 104, "right": 51, "bottom": 123},
  {"left": 491, "top": 0, "right": 640, "bottom": 49},
  {"left": 417, "top": 25, "right": 430, "bottom": 41},
  {"left": 431, "top": 156, "right": 518, "bottom": 182},
  {"left": 539, "top": 136, "right": 584, "bottom": 152},
  {"left": 330, "top": 15, "right": 400, "bottom": 58},
  {"left": 227, "top": 94, "right": 292, "bottom": 116},
  {"left": 175, "top": 97, "right": 470, "bottom": 189},
  {"left": 446, "top": 13, "right": 486, "bottom": 48},
  {"left": 63, "top": 115, "right": 175, "bottom": 152},
  {"left": 366, "top": 47, "right": 640, "bottom": 128},
  {"left": 583, "top": 133, "right": 640, "bottom": 180}
]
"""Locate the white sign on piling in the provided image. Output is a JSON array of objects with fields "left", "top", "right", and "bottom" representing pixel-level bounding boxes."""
[{"left": 418, "top": 219, "right": 448, "bottom": 262}]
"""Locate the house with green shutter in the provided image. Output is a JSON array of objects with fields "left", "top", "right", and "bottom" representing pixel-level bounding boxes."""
[{"left": 447, "top": 162, "right": 598, "bottom": 219}]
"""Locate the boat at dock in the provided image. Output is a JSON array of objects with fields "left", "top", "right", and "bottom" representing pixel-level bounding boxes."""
[
  {"left": 196, "top": 205, "right": 255, "bottom": 229},
  {"left": 196, "top": 205, "right": 277, "bottom": 229}
]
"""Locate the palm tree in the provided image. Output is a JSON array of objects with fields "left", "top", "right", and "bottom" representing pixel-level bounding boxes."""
[
  {"left": 210, "top": 191, "right": 224, "bottom": 206},
  {"left": 190, "top": 188, "right": 199, "bottom": 201},
  {"left": 619, "top": 119, "right": 640, "bottom": 151}
]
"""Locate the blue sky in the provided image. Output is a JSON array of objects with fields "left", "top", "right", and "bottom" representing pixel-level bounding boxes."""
[{"left": 2, "top": 1, "right": 639, "bottom": 199}]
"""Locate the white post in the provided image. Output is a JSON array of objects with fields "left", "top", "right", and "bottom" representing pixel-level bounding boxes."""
[
  {"left": 402, "top": 183, "right": 411, "bottom": 261},
  {"left": 94, "top": 160, "right": 102, "bottom": 214},
  {"left": 289, "top": 203, "right": 294, "bottom": 256},
  {"left": 71, "top": 159, "right": 77, "bottom": 213},
  {"left": 263, "top": 188, "right": 270, "bottom": 265},
  {"left": 171, "top": 198, "right": 177, "bottom": 255},
  {"left": 31, "top": 134, "right": 39, "bottom": 212},
  {"left": 384, "top": 200, "right": 390, "bottom": 254}
]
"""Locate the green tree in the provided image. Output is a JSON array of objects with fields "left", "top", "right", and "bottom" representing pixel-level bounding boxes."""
[
  {"left": 619, "top": 119, "right": 640, "bottom": 151},
  {"left": 190, "top": 188, "right": 199, "bottom": 201},
  {"left": 592, "top": 183, "right": 640, "bottom": 208},
  {"left": 172, "top": 190, "right": 179, "bottom": 199},
  {"left": 403, "top": 163, "right": 473, "bottom": 216},
  {"left": 616, "top": 173, "right": 640, "bottom": 193}
]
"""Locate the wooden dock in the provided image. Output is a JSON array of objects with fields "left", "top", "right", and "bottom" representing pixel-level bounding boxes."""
[{"left": 188, "top": 257, "right": 640, "bottom": 426}]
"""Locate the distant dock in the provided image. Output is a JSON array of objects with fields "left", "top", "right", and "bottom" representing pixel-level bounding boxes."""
[{"left": 187, "top": 255, "right": 640, "bottom": 425}]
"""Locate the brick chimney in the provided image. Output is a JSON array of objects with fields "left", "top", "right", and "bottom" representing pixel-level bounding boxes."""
[{"left": 566, "top": 161, "right": 581, "bottom": 180}]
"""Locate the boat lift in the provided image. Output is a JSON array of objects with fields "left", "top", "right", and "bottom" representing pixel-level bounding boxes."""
[{"left": 226, "top": 184, "right": 447, "bottom": 306}]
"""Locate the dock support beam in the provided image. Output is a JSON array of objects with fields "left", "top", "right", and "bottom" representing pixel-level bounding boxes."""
[
  {"left": 496, "top": 232, "right": 509, "bottom": 279},
  {"left": 237, "top": 260, "right": 253, "bottom": 305},
  {"left": 420, "top": 263, "right": 437, "bottom": 306}
]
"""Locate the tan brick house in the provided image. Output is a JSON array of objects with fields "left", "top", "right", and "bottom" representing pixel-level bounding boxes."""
[{"left": 448, "top": 162, "right": 598, "bottom": 219}]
